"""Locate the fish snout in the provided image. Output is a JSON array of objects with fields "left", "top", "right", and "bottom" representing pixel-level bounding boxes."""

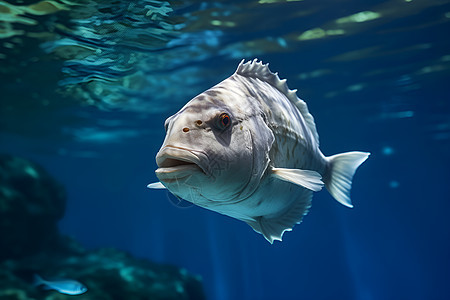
[{"left": 155, "top": 146, "right": 209, "bottom": 178}]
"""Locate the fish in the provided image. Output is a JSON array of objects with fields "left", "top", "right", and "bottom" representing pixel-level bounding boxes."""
[
  {"left": 148, "top": 59, "right": 370, "bottom": 243},
  {"left": 33, "top": 274, "right": 88, "bottom": 295}
]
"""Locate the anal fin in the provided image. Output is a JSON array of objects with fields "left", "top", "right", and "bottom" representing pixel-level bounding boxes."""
[{"left": 246, "top": 190, "right": 312, "bottom": 243}]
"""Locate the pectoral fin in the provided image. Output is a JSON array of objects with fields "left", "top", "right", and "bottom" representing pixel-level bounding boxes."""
[
  {"left": 147, "top": 182, "right": 167, "bottom": 189},
  {"left": 271, "top": 167, "right": 324, "bottom": 192}
]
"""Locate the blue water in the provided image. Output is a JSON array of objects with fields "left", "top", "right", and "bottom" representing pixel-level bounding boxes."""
[{"left": 1, "top": 0, "right": 450, "bottom": 299}]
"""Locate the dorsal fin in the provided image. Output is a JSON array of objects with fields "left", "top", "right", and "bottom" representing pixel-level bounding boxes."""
[{"left": 235, "top": 58, "right": 319, "bottom": 144}]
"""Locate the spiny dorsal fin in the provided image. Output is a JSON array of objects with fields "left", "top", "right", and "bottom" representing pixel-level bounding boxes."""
[{"left": 235, "top": 58, "right": 319, "bottom": 144}]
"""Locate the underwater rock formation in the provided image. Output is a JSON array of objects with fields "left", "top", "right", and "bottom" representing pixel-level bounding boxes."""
[
  {"left": 0, "top": 154, "right": 66, "bottom": 261},
  {"left": 0, "top": 154, "right": 205, "bottom": 299},
  {"left": 0, "top": 246, "right": 205, "bottom": 300}
]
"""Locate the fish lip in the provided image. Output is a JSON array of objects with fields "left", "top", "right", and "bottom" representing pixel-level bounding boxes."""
[{"left": 155, "top": 145, "right": 208, "bottom": 177}]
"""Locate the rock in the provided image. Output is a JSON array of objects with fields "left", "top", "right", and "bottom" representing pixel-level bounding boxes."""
[
  {"left": 0, "top": 154, "right": 205, "bottom": 299},
  {"left": 0, "top": 154, "right": 66, "bottom": 261},
  {"left": 1, "top": 247, "right": 205, "bottom": 300}
]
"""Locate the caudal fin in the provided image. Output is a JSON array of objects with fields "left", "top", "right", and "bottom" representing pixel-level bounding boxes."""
[
  {"left": 33, "top": 274, "right": 45, "bottom": 287},
  {"left": 325, "top": 151, "right": 370, "bottom": 208}
]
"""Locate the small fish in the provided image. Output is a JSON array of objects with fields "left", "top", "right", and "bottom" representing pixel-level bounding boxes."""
[
  {"left": 33, "top": 274, "right": 87, "bottom": 295},
  {"left": 148, "top": 59, "right": 370, "bottom": 243}
]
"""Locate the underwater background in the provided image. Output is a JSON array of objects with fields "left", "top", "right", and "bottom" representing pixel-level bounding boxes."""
[{"left": 1, "top": 0, "right": 450, "bottom": 299}]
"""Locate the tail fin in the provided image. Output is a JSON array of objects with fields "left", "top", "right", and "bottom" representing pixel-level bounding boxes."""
[
  {"left": 325, "top": 151, "right": 370, "bottom": 208},
  {"left": 33, "top": 274, "right": 45, "bottom": 287}
]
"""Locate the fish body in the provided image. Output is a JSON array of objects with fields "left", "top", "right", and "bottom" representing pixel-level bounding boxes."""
[
  {"left": 149, "top": 59, "right": 369, "bottom": 243},
  {"left": 34, "top": 274, "right": 87, "bottom": 295}
]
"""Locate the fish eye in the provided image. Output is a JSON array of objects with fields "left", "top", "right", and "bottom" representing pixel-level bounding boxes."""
[{"left": 216, "top": 113, "right": 231, "bottom": 130}]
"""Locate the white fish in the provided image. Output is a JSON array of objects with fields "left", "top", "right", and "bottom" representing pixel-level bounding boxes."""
[
  {"left": 149, "top": 59, "right": 370, "bottom": 243},
  {"left": 33, "top": 274, "right": 87, "bottom": 295}
]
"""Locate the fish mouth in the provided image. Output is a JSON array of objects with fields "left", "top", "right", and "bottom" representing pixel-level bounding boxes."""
[{"left": 155, "top": 145, "right": 208, "bottom": 182}]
